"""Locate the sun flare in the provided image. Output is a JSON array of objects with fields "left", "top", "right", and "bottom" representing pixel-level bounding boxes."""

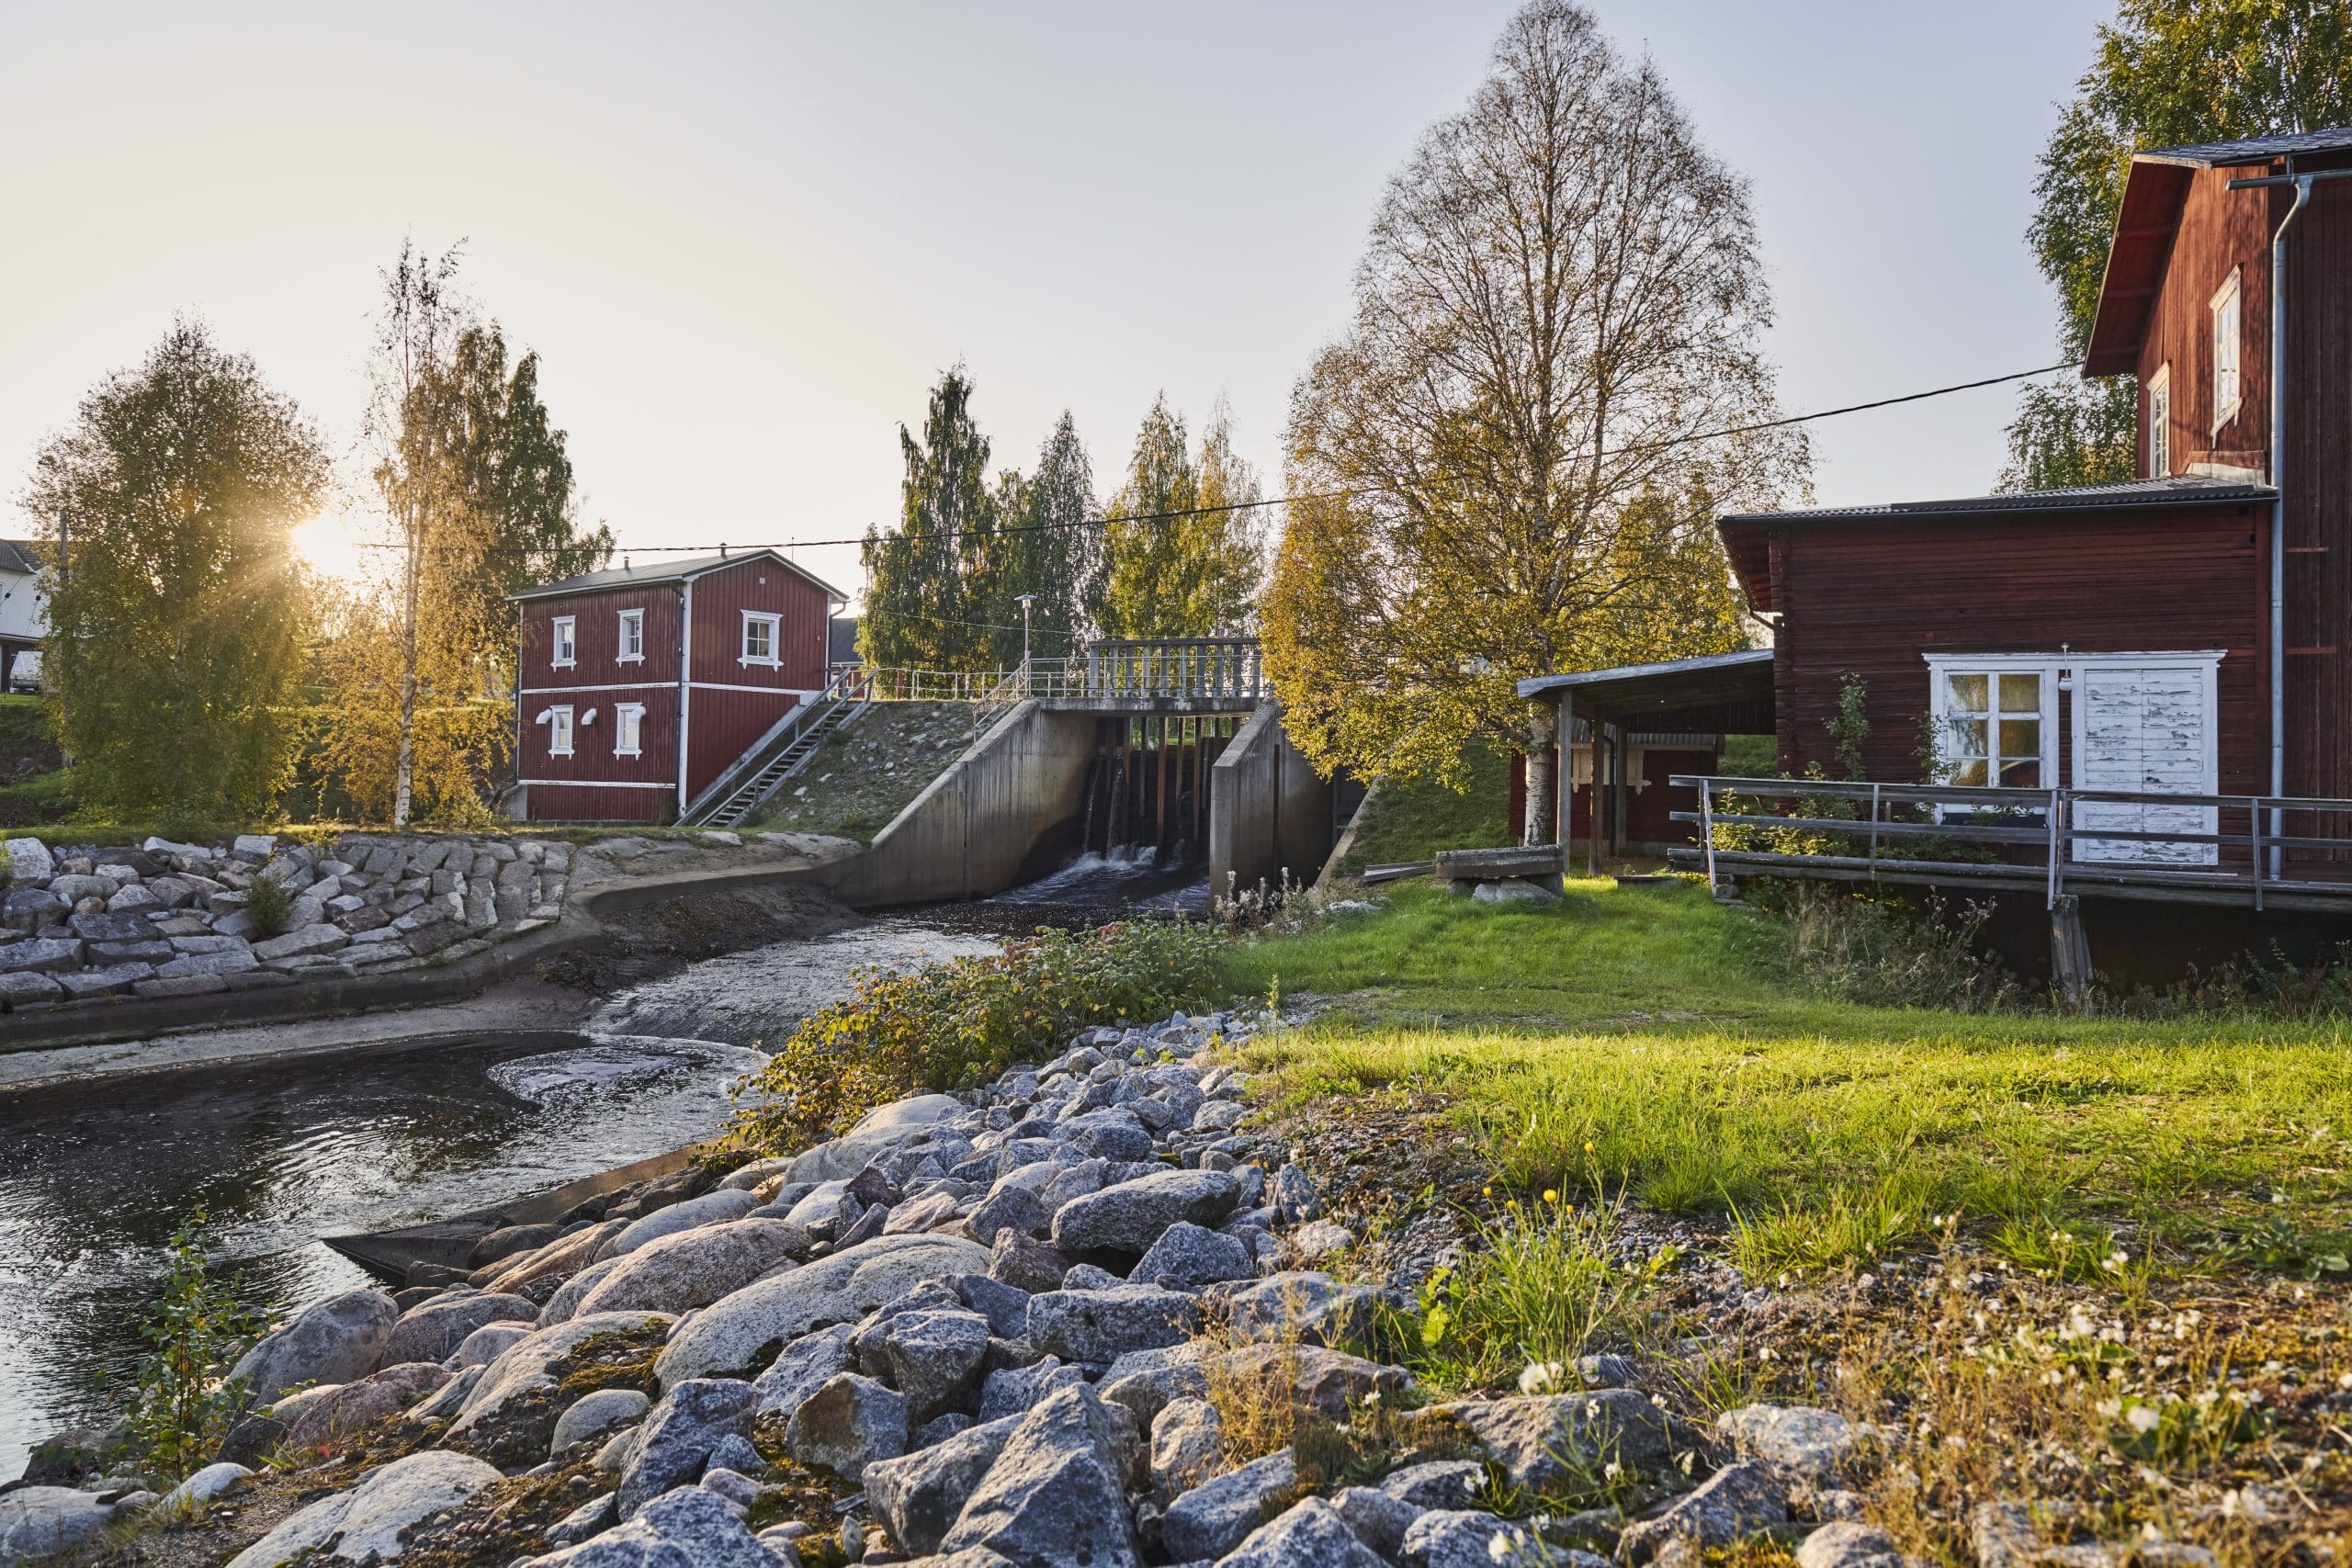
[{"left": 290, "top": 512, "right": 379, "bottom": 585}]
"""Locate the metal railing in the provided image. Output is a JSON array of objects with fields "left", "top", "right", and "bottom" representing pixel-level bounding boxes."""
[
  {"left": 681, "top": 664, "right": 873, "bottom": 823},
  {"left": 1670, "top": 774, "right": 2352, "bottom": 912},
  {"left": 834, "top": 637, "right": 1266, "bottom": 706},
  {"left": 1086, "top": 637, "right": 1263, "bottom": 700}
]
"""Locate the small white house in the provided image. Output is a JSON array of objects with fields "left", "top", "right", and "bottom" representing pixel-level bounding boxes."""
[{"left": 0, "top": 541, "right": 47, "bottom": 691}]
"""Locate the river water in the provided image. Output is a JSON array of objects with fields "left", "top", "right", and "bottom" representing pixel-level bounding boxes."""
[{"left": 0, "top": 859, "right": 1207, "bottom": 1480}]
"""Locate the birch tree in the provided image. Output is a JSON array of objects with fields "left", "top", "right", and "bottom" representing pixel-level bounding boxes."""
[{"left": 1266, "top": 0, "right": 1804, "bottom": 842}]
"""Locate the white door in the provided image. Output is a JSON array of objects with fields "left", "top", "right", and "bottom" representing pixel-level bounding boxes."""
[{"left": 2070, "top": 659, "right": 2220, "bottom": 866}]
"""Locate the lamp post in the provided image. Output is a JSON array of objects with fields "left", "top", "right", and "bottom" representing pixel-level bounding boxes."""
[{"left": 1016, "top": 593, "right": 1035, "bottom": 688}]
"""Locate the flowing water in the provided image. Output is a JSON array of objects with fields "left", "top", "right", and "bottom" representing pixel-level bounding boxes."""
[{"left": 0, "top": 865, "right": 1197, "bottom": 1480}]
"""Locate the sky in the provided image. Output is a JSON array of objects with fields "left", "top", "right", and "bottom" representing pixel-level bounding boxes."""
[{"left": 0, "top": 0, "right": 2113, "bottom": 604}]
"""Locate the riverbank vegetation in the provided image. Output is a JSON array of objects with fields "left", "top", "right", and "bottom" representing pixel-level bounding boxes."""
[{"left": 729, "top": 918, "right": 1226, "bottom": 1148}]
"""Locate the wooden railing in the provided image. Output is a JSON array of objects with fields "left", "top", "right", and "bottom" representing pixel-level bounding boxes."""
[{"left": 1669, "top": 775, "right": 2352, "bottom": 912}]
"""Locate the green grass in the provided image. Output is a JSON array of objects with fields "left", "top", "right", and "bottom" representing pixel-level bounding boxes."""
[
  {"left": 1218, "top": 880, "right": 2352, "bottom": 1279},
  {"left": 1337, "top": 741, "right": 1515, "bottom": 873},
  {"left": 751, "top": 702, "right": 973, "bottom": 844}
]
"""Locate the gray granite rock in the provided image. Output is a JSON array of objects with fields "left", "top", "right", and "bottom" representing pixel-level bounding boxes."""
[
  {"left": 785, "top": 1373, "right": 908, "bottom": 1482},
  {"left": 1049, "top": 1168, "right": 1238, "bottom": 1255},
  {"left": 1218, "top": 1497, "right": 1387, "bottom": 1568},
  {"left": 550, "top": 1388, "right": 652, "bottom": 1454},
  {"left": 1617, "top": 1461, "right": 1787, "bottom": 1563},
  {"left": 937, "top": 1384, "right": 1141, "bottom": 1568},
  {"left": 618, "top": 1378, "right": 761, "bottom": 1517},
  {"left": 1161, "top": 1447, "right": 1296, "bottom": 1562},
  {"left": 229, "top": 1288, "right": 400, "bottom": 1408},
  {"left": 860, "top": 1414, "right": 1021, "bottom": 1556}
]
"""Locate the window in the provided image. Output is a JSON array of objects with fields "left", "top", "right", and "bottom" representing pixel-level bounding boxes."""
[
  {"left": 1927, "top": 660, "right": 2052, "bottom": 789},
  {"left": 2211, "top": 269, "right": 2242, "bottom": 429},
  {"left": 2147, "top": 364, "right": 2171, "bottom": 479},
  {"left": 550, "top": 615, "right": 576, "bottom": 667},
  {"left": 617, "top": 608, "right": 645, "bottom": 662},
  {"left": 548, "top": 705, "right": 574, "bottom": 756},
  {"left": 614, "top": 702, "right": 644, "bottom": 756},
  {"left": 741, "top": 611, "right": 780, "bottom": 666}
]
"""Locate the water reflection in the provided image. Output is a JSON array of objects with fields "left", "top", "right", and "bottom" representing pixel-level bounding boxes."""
[{"left": 0, "top": 1032, "right": 758, "bottom": 1478}]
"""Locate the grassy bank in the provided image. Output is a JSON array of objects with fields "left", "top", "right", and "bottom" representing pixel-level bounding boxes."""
[{"left": 1216, "top": 880, "right": 2352, "bottom": 1280}]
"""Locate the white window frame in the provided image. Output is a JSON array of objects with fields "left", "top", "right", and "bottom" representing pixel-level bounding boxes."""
[
  {"left": 548, "top": 704, "right": 575, "bottom": 756},
  {"left": 616, "top": 607, "right": 645, "bottom": 663},
  {"left": 2211, "top": 268, "right": 2242, "bottom": 433},
  {"left": 2147, "top": 363, "right": 2171, "bottom": 479},
  {"left": 1923, "top": 653, "right": 2060, "bottom": 801},
  {"left": 550, "top": 615, "right": 576, "bottom": 668},
  {"left": 741, "top": 610, "right": 781, "bottom": 668},
  {"left": 614, "top": 701, "right": 645, "bottom": 757}
]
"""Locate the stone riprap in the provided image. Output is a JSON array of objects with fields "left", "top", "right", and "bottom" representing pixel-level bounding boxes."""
[
  {"left": 2, "top": 1009, "right": 1908, "bottom": 1568},
  {"left": 0, "top": 831, "right": 575, "bottom": 1012}
]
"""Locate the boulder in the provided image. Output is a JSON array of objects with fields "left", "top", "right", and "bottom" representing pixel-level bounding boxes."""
[
  {"left": 573, "top": 1218, "right": 808, "bottom": 1318},
  {"left": 1329, "top": 1486, "right": 1422, "bottom": 1559},
  {"left": 0, "top": 937, "right": 83, "bottom": 975},
  {"left": 977, "top": 1359, "right": 1089, "bottom": 1424},
  {"left": 537, "top": 1255, "right": 630, "bottom": 1326},
  {"left": 0, "top": 971, "right": 62, "bottom": 1006},
  {"left": 1717, "top": 1404, "right": 1867, "bottom": 1493},
  {"left": 284, "top": 1362, "right": 451, "bottom": 1450},
  {"left": 605, "top": 1189, "right": 763, "bottom": 1257},
  {"left": 0, "top": 889, "right": 64, "bottom": 935},
  {"left": 786, "top": 1094, "right": 966, "bottom": 1183},
  {"left": 877, "top": 1308, "right": 991, "bottom": 1424},
  {"left": 785, "top": 1373, "right": 908, "bottom": 1481},
  {"left": 937, "top": 1384, "right": 1141, "bottom": 1568},
  {"left": 1131, "top": 1221, "right": 1254, "bottom": 1291},
  {"left": 1380, "top": 1459, "right": 1486, "bottom": 1510},
  {"left": 1617, "top": 1462, "right": 1787, "bottom": 1564},
  {"left": 989, "top": 1229, "right": 1071, "bottom": 1293},
  {"left": 517, "top": 1485, "right": 781, "bottom": 1568},
  {"left": 1162, "top": 1447, "right": 1297, "bottom": 1562},
  {"left": 382, "top": 1292, "right": 537, "bottom": 1364},
  {"left": 618, "top": 1378, "right": 762, "bottom": 1517},
  {"left": 752, "top": 1322, "right": 856, "bottom": 1418},
  {"left": 1027, "top": 1284, "right": 1204, "bottom": 1362},
  {"left": 860, "top": 1414, "right": 1021, "bottom": 1557},
  {"left": 229, "top": 1288, "right": 400, "bottom": 1408},
  {"left": 3, "top": 837, "right": 55, "bottom": 884},
  {"left": 251, "top": 923, "right": 349, "bottom": 961},
  {"left": 1414, "top": 1390, "right": 1672, "bottom": 1493},
  {"left": 487, "top": 1218, "right": 627, "bottom": 1293},
  {"left": 1217, "top": 1271, "right": 1393, "bottom": 1348},
  {"left": 1148, "top": 1395, "right": 1224, "bottom": 1503},
  {"left": 654, "top": 1234, "right": 989, "bottom": 1386},
  {"left": 446, "top": 1311, "right": 677, "bottom": 1465},
  {"left": 1218, "top": 1497, "right": 1388, "bottom": 1568},
  {"left": 453, "top": 1322, "right": 533, "bottom": 1369},
  {"left": 1799, "top": 1521, "right": 1910, "bottom": 1568},
  {"left": 551, "top": 1388, "right": 652, "bottom": 1453},
  {"left": 1048, "top": 1168, "right": 1238, "bottom": 1256},
  {"left": 57, "top": 963, "right": 154, "bottom": 999},
  {"left": 0, "top": 1487, "right": 117, "bottom": 1565},
  {"left": 153, "top": 1462, "right": 254, "bottom": 1517},
  {"left": 222, "top": 1450, "right": 499, "bottom": 1568},
  {"left": 966, "top": 1184, "right": 1049, "bottom": 1246},
  {"left": 1402, "top": 1509, "right": 1577, "bottom": 1568}
]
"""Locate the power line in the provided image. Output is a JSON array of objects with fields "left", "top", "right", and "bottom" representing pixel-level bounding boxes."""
[{"left": 355, "top": 360, "right": 2075, "bottom": 558}]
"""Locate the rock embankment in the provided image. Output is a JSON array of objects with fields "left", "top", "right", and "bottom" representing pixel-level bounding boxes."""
[
  {"left": 0, "top": 832, "right": 572, "bottom": 1012},
  {"left": 1, "top": 1011, "right": 1900, "bottom": 1568}
]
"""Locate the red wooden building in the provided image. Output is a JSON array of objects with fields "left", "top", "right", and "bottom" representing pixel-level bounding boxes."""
[{"left": 507, "top": 550, "right": 844, "bottom": 824}]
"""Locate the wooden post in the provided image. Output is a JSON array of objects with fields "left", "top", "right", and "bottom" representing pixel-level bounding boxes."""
[
  {"left": 2051, "top": 893, "right": 2093, "bottom": 1010},
  {"left": 1555, "top": 705, "right": 1572, "bottom": 877},
  {"left": 1587, "top": 724, "right": 1609, "bottom": 877}
]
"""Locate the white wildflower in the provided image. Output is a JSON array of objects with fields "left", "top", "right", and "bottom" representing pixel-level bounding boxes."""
[
  {"left": 1518, "top": 1362, "right": 1566, "bottom": 1395},
  {"left": 2126, "top": 1405, "right": 2162, "bottom": 1434}
]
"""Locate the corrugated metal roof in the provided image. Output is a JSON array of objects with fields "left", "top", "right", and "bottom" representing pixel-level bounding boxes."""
[
  {"left": 1516, "top": 648, "right": 1771, "bottom": 698},
  {"left": 2139, "top": 127, "right": 2352, "bottom": 168},
  {"left": 1719, "top": 474, "right": 2272, "bottom": 525},
  {"left": 506, "top": 547, "right": 845, "bottom": 604}
]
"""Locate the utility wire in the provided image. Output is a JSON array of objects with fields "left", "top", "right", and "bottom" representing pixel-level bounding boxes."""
[{"left": 357, "top": 360, "right": 2076, "bottom": 558}]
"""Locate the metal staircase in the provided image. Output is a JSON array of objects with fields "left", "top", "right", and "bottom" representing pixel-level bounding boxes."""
[{"left": 683, "top": 668, "right": 873, "bottom": 829}]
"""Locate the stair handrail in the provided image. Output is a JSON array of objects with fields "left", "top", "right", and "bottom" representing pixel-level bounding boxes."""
[{"left": 680, "top": 665, "right": 867, "bottom": 825}]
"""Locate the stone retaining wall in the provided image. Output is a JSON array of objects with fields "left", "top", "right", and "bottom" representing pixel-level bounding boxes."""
[{"left": 0, "top": 832, "right": 572, "bottom": 1012}]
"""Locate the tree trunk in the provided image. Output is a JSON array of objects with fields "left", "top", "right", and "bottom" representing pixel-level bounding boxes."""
[
  {"left": 1523, "top": 705, "right": 1557, "bottom": 846},
  {"left": 392, "top": 495, "right": 420, "bottom": 828}
]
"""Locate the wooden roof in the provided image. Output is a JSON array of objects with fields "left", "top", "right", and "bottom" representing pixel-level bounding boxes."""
[
  {"left": 1517, "top": 649, "right": 1774, "bottom": 734},
  {"left": 2084, "top": 127, "right": 2352, "bottom": 378}
]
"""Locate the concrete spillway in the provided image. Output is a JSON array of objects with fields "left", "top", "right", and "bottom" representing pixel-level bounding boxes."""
[{"left": 823, "top": 697, "right": 1335, "bottom": 910}]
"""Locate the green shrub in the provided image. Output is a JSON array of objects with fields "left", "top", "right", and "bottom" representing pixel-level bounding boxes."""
[
  {"left": 1779, "top": 883, "right": 2021, "bottom": 1012},
  {"left": 729, "top": 919, "right": 1227, "bottom": 1150},
  {"left": 111, "top": 1214, "right": 268, "bottom": 1481},
  {"left": 243, "top": 867, "right": 295, "bottom": 937}
]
